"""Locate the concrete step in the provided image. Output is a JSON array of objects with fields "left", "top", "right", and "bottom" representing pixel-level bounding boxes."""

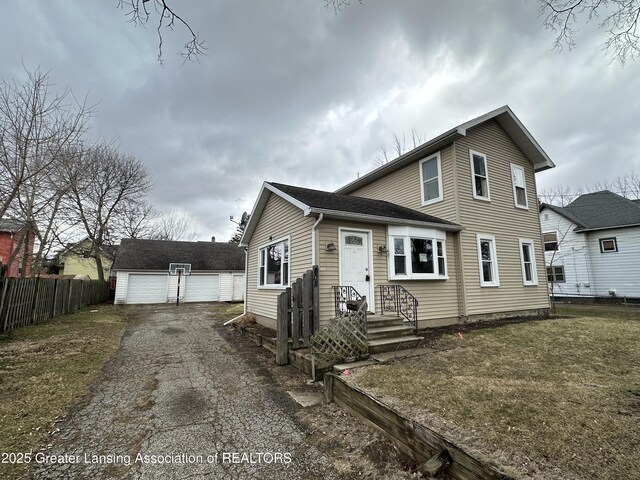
[
  {"left": 367, "top": 335, "right": 424, "bottom": 354},
  {"left": 367, "top": 325, "right": 416, "bottom": 341},
  {"left": 366, "top": 315, "right": 405, "bottom": 328}
]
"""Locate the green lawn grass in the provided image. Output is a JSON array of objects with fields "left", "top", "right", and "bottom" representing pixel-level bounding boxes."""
[
  {"left": 351, "top": 309, "right": 640, "bottom": 479},
  {"left": 0, "top": 306, "right": 126, "bottom": 479}
]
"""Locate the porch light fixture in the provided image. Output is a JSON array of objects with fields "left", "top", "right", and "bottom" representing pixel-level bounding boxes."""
[
  {"left": 325, "top": 242, "right": 337, "bottom": 252},
  {"left": 378, "top": 245, "right": 388, "bottom": 253}
]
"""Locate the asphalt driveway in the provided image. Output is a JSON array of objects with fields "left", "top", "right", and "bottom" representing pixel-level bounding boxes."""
[{"left": 34, "top": 303, "right": 341, "bottom": 479}]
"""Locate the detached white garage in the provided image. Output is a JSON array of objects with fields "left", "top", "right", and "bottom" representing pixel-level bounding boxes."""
[{"left": 112, "top": 239, "right": 245, "bottom": 305}]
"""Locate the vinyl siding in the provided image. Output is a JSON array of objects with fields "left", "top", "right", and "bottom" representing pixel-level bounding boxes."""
[
  {"left": 317, "top": 219, "right": 460, "bottom": 328},
  {"left": 586, "top": 227, "right": 640, "bottom": 298},
  {"left": 352, "top": 145, "right": 458, "bottom": 222},
  {"left": 245, "top": 193, "right": 314, "bottom": 327},
  {"left": 455, "top": 121, "right": 549, "bottom": 314},
  {"left": 540, "top": 209, "right": 593, "bottom": 297},
  {"left": 349, "top": 120, "right": 549, "bottom": 319}
]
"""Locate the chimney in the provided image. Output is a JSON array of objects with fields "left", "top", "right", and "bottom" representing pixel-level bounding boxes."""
[{"left": 211, "top": 236, "right": 215, "bottom": 242}]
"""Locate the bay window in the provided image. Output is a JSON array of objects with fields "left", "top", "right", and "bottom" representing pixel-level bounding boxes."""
[{"left": 388, "top": 226, "right": 447, "bottom": 279}]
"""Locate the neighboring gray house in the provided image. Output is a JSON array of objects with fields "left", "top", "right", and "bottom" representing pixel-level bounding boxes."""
[
  {"left": 112, "top": 239, "right": 245, "bottom": 304},
  {"left": 540, "top": 191, "right": 640, "bottom": 300}
]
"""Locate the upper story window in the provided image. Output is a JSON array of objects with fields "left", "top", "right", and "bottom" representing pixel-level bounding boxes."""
[
  {"left": 258, "top": 237, "right": 290, "bottom": 288},
  {"left": 542, "top": 232, "right": 559, "bottom": 251},
  {"left": 469, "top": 150, "right": 490, "bottom": 201},
  {"left": 420, "top": 152, "right": 443, "bottom": 206},
  {"left": 519, "top": 239, "right": 538, "bottom": 285},
  {"left": 511, "top": 164, "right": 528, "bottom": 209},
  {"left": 388, "top": 226, "right": 447, "bottom": 280},
  {"left": 476, "top": 234, "right": 499, "bottom": 287},
  {"left": 599, "top": 237, "right": 618, "bottom": 253}
]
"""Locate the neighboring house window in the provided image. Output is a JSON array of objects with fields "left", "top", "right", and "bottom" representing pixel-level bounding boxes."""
[
  {"left": 511, "top": 164, "right": 528, "bottom": 209},
  {"left": 420, "top": 152, "right": 443, "bottom": 205},
  {"left": 519, "top": 239, "right": 538, "bottom": 285},
  {"left": 546, "top": 265, "right": 565, "bottom": 283},
  {"left": 258, "top": 237, "right": 290, "bottom": 288},
  {"left": 476, "top": 234, "right": 499, "bottom": 286},
  {"left": 388, "top": 226, "right": 447, "bottom": 279},
  {"left": 469, "top": 150, "right": 490, "bottom": 201},
  {"left": 542, "top": 232, "right": 559, "bottom": 251},
  {"left": 599, "top": 237, "right": 618, "bottom": 253}
]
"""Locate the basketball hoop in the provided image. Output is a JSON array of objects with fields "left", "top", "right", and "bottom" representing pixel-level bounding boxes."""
[{"left": 169, "top": 263, "right": 191, "bottom": 305}]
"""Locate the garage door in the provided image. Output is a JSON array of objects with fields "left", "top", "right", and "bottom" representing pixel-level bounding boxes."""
[
  {"left": 184, "top": 275, "right": 220, "bottom": 303},
  {"left": 126, "top": 274, "right": 168, "bottom": 304}
]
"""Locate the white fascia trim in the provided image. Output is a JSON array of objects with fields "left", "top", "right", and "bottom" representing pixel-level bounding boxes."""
[
  {"left": 239, "top": 182, "right": 310, "bottom": 247},
  {"left": 305, "top": 208, "right": 463, "bottom": 232}
]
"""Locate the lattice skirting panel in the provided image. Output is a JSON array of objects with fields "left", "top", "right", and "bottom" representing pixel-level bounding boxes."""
[{"left": 310, "top": 308, "right": 368, "bottom": 367}]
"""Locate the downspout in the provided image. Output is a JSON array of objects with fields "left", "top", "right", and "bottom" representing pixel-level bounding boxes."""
[
  {"left": 311, "top": 213, "right": 324, "bottom": 266},
  {"left": 243, "top": 247, "right": 248, "bottom": 314}
]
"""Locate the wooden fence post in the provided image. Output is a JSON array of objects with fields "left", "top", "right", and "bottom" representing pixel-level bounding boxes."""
[
  {"left": 291, "top": 280, "right": 300, "bottom": 349},
  {"left": 0, "top": 278, "right": 11, "bottom": 332},
  {"left": 302, "top": 270, "right": 312, "bottom": 343},
  {"left": 312, "top": 265, "right": 320, "bottom": 332},
  {"left": 276, "top": 291, "right": 289, "bottom": 365}
]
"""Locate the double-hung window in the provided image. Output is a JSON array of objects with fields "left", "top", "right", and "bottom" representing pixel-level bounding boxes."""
[
  {"left": 519, "top": 239, "right": 538, "bottom": 285},
  {"left": 476, "top": 234, "right": 499, "bottom": 286},
  {"left": 511, "top": 164, "right": 528, "bottom": 209},
  {"left": 542, "top": 232, "right": 559, "bottom": 251},
  {"left": 420, "top": 152, "right": 443, "bottom": 205},
  {"left": 546, "top": 265, "right": 565, "bottom": 283},
  {"left": 388, "top": 226, "right": 447, "bottom": 280},
  {"left": 470, "top": 150, "right": 490, "bottom": 201},
  {"left": 258, "top": 237, "right": 290, "bottom": 288}
]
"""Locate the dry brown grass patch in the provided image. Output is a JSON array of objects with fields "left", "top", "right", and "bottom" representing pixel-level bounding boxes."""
[{"left": 350, "top": 312, "right": 640, "bottom": 480}]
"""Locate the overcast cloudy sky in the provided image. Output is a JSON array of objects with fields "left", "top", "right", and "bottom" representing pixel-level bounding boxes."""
[{"left": 1, "top": 1, "right": 638, "bottom": 241}]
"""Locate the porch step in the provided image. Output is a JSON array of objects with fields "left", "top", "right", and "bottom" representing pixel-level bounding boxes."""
[
  {"left": 368, "top": 336, "right": 424, "bottom": 354},
  {"left": 367, "top": 324, "right": 416, "bottom": 341},
  {"left": 367, "top": 314, "right": 405, "bottom": 328}
]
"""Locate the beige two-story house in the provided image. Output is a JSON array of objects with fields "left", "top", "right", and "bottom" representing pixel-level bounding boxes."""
[{"left": 240, "top": 106, "right": 555, "bottom": 332}]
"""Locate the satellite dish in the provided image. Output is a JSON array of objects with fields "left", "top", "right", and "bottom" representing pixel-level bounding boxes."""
[{"left": 241, "top": 212, "right": 249, "bottom": 224}]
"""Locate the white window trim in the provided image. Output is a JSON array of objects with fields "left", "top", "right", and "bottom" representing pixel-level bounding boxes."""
[
  {"left": 546, "top": 265, "right": 566, "bottom": 283},
  {"left": 599, "top": 237, "right": 618, "bottom": 253},
  {"left": 419, "top": 152, "right": 443, "bottom": 206},
  {"left": 476, "top": 234, "right": 499, "bottom": 287},
  {"left": 518, "top": 238, "right": 538, "bottom": 286},
  {"left": 257, "top": 235, "right": 291, "bottom": 290},
  {"left": 510, "top": 163, "right": 529, "bottom": 210},
  {"left": 469, "top": 149, "right": 491, "bottom": 202},
  {"left": 542, "top": 231, "right": 560, "bottom": 252},
  {"left": 387, "top": 226, "right": 448, "bottom": 280}
]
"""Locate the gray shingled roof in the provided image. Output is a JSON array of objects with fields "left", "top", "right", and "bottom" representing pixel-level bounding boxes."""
[
  {"left": 0, "top": 219, "right": 24, "bottom": 233},
  {"left": 270, "top": 182, "right": 460, "bottom": 228},
  {"left": 542, "top": 191, "right": 640, "bottom": 232},
  {"left": 112, "top": 239, "right": 244, "bottom": 271}
]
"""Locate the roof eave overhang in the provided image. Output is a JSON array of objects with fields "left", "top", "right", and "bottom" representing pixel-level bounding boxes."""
[
  {"left": 335, "top": 129, "right": 463, "bottom": 194},
  {"left": 305, "top": 208, "right": 463, "bottom": 232},
  {"left": 574, "top": 223, "right": 640, "bottom": 233}
]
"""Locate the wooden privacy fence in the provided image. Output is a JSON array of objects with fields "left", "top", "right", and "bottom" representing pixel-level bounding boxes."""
[
  {"left": 0, "top": 277, "right": 110, "bottom": 333},
  {"left": 276, "top": 266, "right": 320, "bottom": 365}
]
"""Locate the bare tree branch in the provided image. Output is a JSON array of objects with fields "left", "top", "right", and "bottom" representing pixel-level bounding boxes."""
[
  {"left": 539, "top": 0, "right": 640, "bottom": 64},
  {"left": 118, "top": 0, "right": 206, "bottom": 63}
]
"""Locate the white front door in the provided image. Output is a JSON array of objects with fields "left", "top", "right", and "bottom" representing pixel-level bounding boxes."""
[{"left": 340, "top": 230, "right": 372, "bottom": 305}]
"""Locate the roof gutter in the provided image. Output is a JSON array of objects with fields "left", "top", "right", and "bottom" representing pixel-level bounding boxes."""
[
  {"left": 304, "top": 208, "right": 463, "bottom": 232},
  {"left": 574, "top": 223, "right": 640, "bottom": 233}
]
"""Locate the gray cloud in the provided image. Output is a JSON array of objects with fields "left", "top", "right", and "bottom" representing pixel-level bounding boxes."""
[{"left": 2, "top": 0, "right": 638, "bottom": 241}]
